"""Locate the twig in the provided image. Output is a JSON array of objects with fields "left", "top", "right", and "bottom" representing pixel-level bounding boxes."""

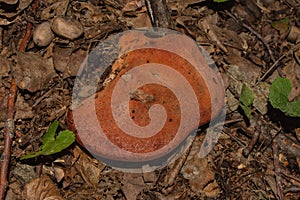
[
  {"left": 240, "top": 23, "right": 276, "bottom": 63},
  {"left": 272, "top": 134, "right": 285, "bottom": 199},
  {"left": 145, "top": 0, "right": 174, "bottom": 29},
  {"left": 281, "top": 170, "right": 300, "bottom": 184},
  {"left": 224, "top": 11, "right": 287, "bottom": 82},
  {"left": 225, "top": 11, "right": 276, "bottom": 63},
  {"left": 18, "top": 22, "right": 33, "bottom": 52},
  {"left": 161, "top": 136, "right": 195, "bottom": 194},
  {"left": 223, "top": 127, "right": 247, "bottom": 147},
  {"left": 284, "top": 187, "right": 300, "bottom": 194},
  {"left": 0, "top": 0, "right": 40, "bottom": 199},
  {"left": 0, "top": 27, "right": 3, "bottom": 50},
  {"left": 0, "top": 79, "right": 18, "bottom": 200},
  {"left": 242, "top": 130, "right": 260, "bottom": 157},
  {"left": 257, "top": 54, "right": 286, "bottom": 82},
  {"left": 242, "top": 115, "right": 264, "bottom": 157},
  {"left": 103, "top": 0, "right": 125, "bottom": 9},
  {"left": 257, "top": 42, "right": 300, "bottom": 82},
  {"left": 19, "top": 0, "right": 40, "bottom": 51}
]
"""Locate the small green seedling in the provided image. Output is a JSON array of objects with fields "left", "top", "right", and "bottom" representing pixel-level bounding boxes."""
[
  {"left": 21, "top": 120, "right": 75, "bottom": 160},
  {"left": 239, "top": 84, "right": 254, "bottom": 120},
  {"left": 269, "top": 77, "right": 300, "bottom": 117}
]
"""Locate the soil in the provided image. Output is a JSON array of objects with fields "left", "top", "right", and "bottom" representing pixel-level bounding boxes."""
[{"left": 1, "top": 0, "right": 300, "bottom": 199}]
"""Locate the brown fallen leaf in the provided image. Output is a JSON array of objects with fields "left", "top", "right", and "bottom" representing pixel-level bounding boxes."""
[
  {"left": 54, "top": 167, "right": 65, "bottom": 183},
  {"left": 70, "top": 1, "right": 107, "bottom": 26},
  {"left": 0, "top": 0, "right": 33, "bottom": 25},
  {"left": 124, "top": 12, "right": 152, "bottom": 28},
  {"left": 40, "top": 1, "right": 70, "bottom": 20},
  {"left": 12, "top": 163, "right": 37, "bottom": 185},
  {"left": 122, "top": 173, "right": 147, "bottom": 200},
  {"left": 22, "top": 175, "right": 65, "bottom": 200},
  {"left": 13, "top": 52, "right": 56, "bottom": 92},
  {"left": 282, "top": 61, "right": 300, "bottom": 101},
  {"left": 74, "top": 147, "right": 105, "bottom": 186},
  {"left": 14, "top": 94, "right": 34, "bottom": 119},
  {"left": 0, "top": 86, "right": 7, "bottom": 123},
  {"left": 199, "top": 14, "right": 228, "bottom": 53},
  {"left": 0, "top": 55, "right": 10, "bottom": 76},
  {"left": 167, "top": 0, "right": 206, "bottom": 10},
  {"left": 182, "top": 136, "right": 220, "bottom": 198},
  {"left": 53, "top": 46, "right": 87, "bottom": 77},
  {"left": 0, "top": 0, "right": 18, "bottom": 4}
]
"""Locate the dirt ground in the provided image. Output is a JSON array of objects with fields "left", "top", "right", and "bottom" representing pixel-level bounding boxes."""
[{"left": 1, "top": 0, "right": 300, "bottom": 199}]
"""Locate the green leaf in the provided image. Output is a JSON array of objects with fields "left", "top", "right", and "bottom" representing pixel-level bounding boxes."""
[
  {"left": 41, "top": 130, "right": 75, "bottom": 155},
  {"left": 21, "top": 121, "right": 75, "bottom": 160},
  {"left": 269, "top": 77, "right": 300, "bottom": 117},
  {"left": 239, "top": 84, "right": 254, "bottom": 119},
  {"left": 269, "top": 77, "right": 291, "bottom": 111},
  {"left": 240, "top": 104, "right": 252, "bottom": 119},
  {"left": 284, "top": 100, "right": 300, "bottom": 117},
  {"left": 20, "top": 151, "right": 43, "bottom": 160},
  {"left": 41, "top": 120, "right": 59, "bottom": 143},
  {"left": 240, "top": 84, "right": 254, "bottom": 106}
]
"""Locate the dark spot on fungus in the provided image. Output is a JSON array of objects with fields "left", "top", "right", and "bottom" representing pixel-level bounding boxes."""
[{"left": 212, "top": 77, "right": 217, "bottom": 84}]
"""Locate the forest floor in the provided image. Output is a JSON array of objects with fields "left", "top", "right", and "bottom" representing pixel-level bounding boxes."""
[{"left": 1, "top": 0, "right": 300, "bottom": 199}]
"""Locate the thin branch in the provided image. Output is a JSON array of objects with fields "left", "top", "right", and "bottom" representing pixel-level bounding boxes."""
[
  {"left": 0, "top": 0, "right": 40, "bottom": 199},
  {"left": 145, "top": 0, "right": 174, "bottom": 29},
  {"left": 272, "top": 135, "right": 285, "bottom": 199},
  {"left": 0, "top": 79, "right": 18, "bottom": 200},
  {"left": 225, "top": 11, "right": 275, "bottom": 63},
  {"left": 224, "top": 11, "right": 288, "bottom": 82},
  {"left": 257, "top": 42, "right": 300, "bottom": 82}
]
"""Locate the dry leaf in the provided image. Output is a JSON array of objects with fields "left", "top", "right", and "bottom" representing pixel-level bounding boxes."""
[
  {"left": 53, "top": 46, "right": 87, "bottom": 77},
  {"left": 14, "top": 94, "right": 34, "bottom": 119},
  {"left": 182, "top": 155, "right": 216, "bottom": 193},
  {"left": 181, "top": 136, "right": 220, "bottom": 197},
  {"left": 122, "top": 173, "right": 146, "bottom": 200},
  {"left": 199, "top": 15, "right": 228, "bottom": 53},
  {"left": 54, "top": 167, "right": 65, "bottom": 183},
  {"left": 0, "top": 0, "right": 18, "bottom": 4},
  {"left": 40, "top": 1, "right": 69, "bottom": 20},
  {"left": 252, "top": 82, "right": 270, "bottom": 115},
  {"left": 0, "top": 0, "right": 33, "bottom": 25},
  {"left": 282, "top": 61, "right": 300, "bottom": 101},
  {"left": 0, "top": 86, "right": 7, "bottom": 122},
  {"left": 12, "top": 163, "right": 37, "bottom": 184},
  {"left": 0, "top": 55, "right": 10, "bottom": 76},
  {"left": 167, "top": 0, "right": 206, "bottom": 10},
  {"left": 74, "top": 147, "right": 105, "bottom": 186},
  {"left": 142, "top": 171, "right": 158, "bottom": 184},
  {"left": 70, "top": 1, "right": 106, "bottom": 26},
  {"left": 13, "top": 52, "right": 56, "bottom": 92},
  {"left": 125, "top": 12, "right": 151, "bottom": 28},
  {"left": 23, "top": 175, "right": 65, "bottom": 200}
]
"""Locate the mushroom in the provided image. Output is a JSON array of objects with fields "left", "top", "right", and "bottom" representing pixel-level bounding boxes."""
[{"left": 67, "top": 29, "right": 225, "bottom": 169}]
